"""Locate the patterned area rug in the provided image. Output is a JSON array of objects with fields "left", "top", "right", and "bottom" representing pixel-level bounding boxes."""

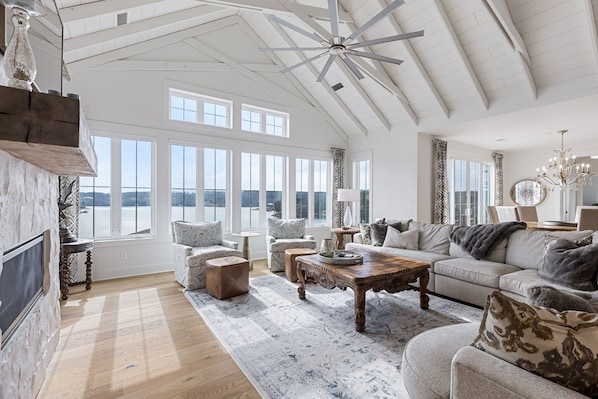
[{"left": 185, "top": 274, "right": 483, "bottom": 399}]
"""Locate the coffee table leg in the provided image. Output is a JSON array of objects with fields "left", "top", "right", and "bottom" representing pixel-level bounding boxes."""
[
  {"left": 419, "top": 269, "right": 430, "bottom": 310},
  {"left": 297, "top": 263, "right": 306, "bottom": 300},
  {"left": 354, "top": 288, "right": 366, "bottom": 332}
]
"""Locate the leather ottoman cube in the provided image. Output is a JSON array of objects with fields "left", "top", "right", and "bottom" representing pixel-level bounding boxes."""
[
  {"left": 205, "top": 256, "right": 249, "bottom": 299},
  {"left": 284, "top": 248, "right": 317, "bottom": 282}
]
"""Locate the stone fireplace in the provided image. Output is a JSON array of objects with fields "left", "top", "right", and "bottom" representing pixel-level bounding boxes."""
[{"left": 0, "top": 151, "right": 61, "bottom": 398}]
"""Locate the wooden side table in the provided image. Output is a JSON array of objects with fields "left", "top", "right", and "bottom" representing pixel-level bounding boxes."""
[
  {"left": 331, "top": 227, "right": 360, "bottom": 249},
  {"left": 60, "top": 239, "right": 93, "bottom": 300}
]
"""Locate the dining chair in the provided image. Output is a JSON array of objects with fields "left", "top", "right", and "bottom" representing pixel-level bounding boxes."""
[
  {"left": 576, "top": 207, "right": 598, "bottom": 231},
  {"left": 515, "top": 206, "right": 538, "bottom": 222},
  {"left": 574, "top": 206, "right": 598, "bottom": 224},
  {"left": 487, "top": 205, "right": 499, "bottom": 224},
  {"left": 496, "top": 206, "right": 520, "bottom": 222}
]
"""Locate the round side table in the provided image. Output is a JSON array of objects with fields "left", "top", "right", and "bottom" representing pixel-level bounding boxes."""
[
  {"left": 330, "top": 227, "right": 360, "bottom": 249},
  {"left": 231, "top": 232, "right": 261, "bottom": 270}
]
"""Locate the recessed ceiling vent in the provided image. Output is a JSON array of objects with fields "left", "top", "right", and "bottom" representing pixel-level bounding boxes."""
[
  {"left": 116, "top": 12, "right": 128, "bottom": 26},
  {"left": 332, "top": 83, "right": 343, "bottom": 91}
]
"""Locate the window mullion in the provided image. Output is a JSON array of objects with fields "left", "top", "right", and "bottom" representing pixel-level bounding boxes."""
[
  {"left": 197, "top": 147, "right": 205, "bottom": 222},
  {"left": 112, "top": 138, "right": 122, "bottom": 237}
]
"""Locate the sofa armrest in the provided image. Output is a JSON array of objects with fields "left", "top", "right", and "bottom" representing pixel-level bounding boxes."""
[
  {"left": 303, "top": 234, "right": 315, "bottom": 241},
  {"left": 172, "top": 243, "right": 192, "bottom": 257},
  {"left": 221, "top": 239, "right": 239, "bottom": 250},
  {"left": 451, "top": 346, "right": 587, "bottom": 399}
]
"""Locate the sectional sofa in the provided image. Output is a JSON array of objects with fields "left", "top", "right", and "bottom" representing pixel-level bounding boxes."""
[{"left": 345, "top": 220, "right": 598, "bottom": 307}]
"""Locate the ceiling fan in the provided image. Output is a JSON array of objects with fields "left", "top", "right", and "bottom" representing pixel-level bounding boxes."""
[{"left": 259, "top": 0, "right": 423, "bottom": 82}]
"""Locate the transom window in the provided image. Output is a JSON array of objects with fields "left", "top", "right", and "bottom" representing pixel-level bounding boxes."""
[
  {"left": 169, "top": 88, "right": 231, "bottom": 129},
  {"left": 241, "top": 104, "right": 289, "bottom": 137}
]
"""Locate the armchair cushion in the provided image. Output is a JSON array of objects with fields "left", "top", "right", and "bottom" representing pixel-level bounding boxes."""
[
  {"left": 173, "top": 220, "right": 222, "bottom": 247},
  {"left": 267, "top": 218, "right": 306, "bottom": 239}
]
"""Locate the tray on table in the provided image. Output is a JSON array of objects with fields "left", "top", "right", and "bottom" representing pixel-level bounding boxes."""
[{"left": 318, "top": 251, "right": 363, "bottom": 265}]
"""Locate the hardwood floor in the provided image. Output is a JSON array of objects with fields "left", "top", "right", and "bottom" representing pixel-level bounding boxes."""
[{"left": 38, "top": 261, "right": 273, "bottom": 399}]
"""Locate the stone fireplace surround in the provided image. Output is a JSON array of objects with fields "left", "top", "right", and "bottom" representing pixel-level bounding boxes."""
[{"left": 0, "top": 150, "right": 61, "bottom": 398}]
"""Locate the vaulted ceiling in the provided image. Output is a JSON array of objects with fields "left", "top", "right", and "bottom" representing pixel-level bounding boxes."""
[{"left": 55, "top": 0, "right": 598, "bottom": 152}]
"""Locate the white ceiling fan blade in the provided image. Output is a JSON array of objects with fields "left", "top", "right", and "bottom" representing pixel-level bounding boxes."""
[
  {"left": 317, "top": 55, "right": 336, "bottom": 82},
  {"left": 346, "top": 0, "right": 405, "bottom": 42},
  {"left": 259, "top": 47, "right": 329, "bottom": 51},
  {"left": 349, "top": 30, "right": 424, "bottom": 48},
  {"left": 280, "top": 51, "right": 328, "bottom": 73},
  {"left": 328, "top": 0, "right": 341, "bottom": 38},
  {"left": 270, "top": 15, "right": 326, "bottom": 43},
  {"left": 347, "top": 50, "right": 404, "bottom": 65},
  {"left": 340, "top": 55, "right": 365, "bottom": 80}
]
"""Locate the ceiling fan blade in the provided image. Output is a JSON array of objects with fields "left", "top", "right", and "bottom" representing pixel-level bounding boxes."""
[
  {"left": 270, "top": 15, "right": 325, "bottom": 43},
  {"left": 340, "top": 55, "right": 365, "bottom": 80},
  {"left": 349, "top": 30, "right": 424, "bottom": 48},
  {"left": 259, "top": 47, "right": 329, "bottom": 51},
  {"left": 280, "top": 51, "right": 328, "bottom": 73},
  {"left": 347, "top": 50, "right": 404, "bottom": 65},
  {"left": 328, "top": 0, "right": 341, "bottom": 38},
  {"left": 346, "top": 0, "right": 405, "bottom": 42},
  {"left": 317, "top": 55, "right": 336, "bottom": 82}
]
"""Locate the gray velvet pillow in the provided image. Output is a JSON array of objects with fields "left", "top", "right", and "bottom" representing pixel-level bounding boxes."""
[
  {"left": 527, "top": 286, "right": 597, "bottom": 313},
  {"left": 539, "top": 238, "right": 598, "bottom": 291},
  {"left": 370, "top": 221, "right": 410, "bottom": 246}
]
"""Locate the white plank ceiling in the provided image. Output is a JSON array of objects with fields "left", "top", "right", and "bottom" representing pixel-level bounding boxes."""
[{"left": 54, "top": 0, "right": 598, "bottom": 151}]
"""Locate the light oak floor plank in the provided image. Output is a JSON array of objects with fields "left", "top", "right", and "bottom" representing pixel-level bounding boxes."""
[{"left": 38, "top": 261, "right": 274, "bottom": 399}]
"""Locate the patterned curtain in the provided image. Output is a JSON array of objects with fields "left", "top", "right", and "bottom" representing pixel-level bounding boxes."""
[
  {"left": 330, "top": 147, "right": 345, "bottom": 228},
  {"left": 59, "top": 176, "right": 80, "bottom": 281},
  {"left": 493, "top": 152, "right": 504, "bottom": 205},
  {"left": 433, "top": 139, "right": 449, "bottom": 224}
]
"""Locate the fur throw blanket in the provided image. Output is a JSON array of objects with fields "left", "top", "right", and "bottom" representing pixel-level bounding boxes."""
[{"left": 450, "top": 222, "right": 527, "bottom": 260}]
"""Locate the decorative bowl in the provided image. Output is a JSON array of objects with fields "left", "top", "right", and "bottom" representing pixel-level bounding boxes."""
[{"left": 318, "top": 251, "right": 363, "bottom": 265}]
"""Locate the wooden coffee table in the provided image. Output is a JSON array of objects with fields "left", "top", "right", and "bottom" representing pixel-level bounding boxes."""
[{"left": 296, "top": 250, "right": 430, "bottom": 332}]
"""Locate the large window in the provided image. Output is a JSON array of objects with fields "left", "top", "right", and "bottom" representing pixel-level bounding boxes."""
[
  {"left": 171, "top": 145, "right": 228, "bottom": 227},
  {"left": 169, "top": 88, "right": 232, "bottom": 129},
  {"left": 448, "top": 157, "right": 492, "bottom": 226},
  {"left": 296, "top": 158, "right": 330, "bottom": 225},
  {"left": 241, "top": 152, "right": 261, "bottom": 230},
  {"left": 241, "top": 104, "right": 289, "bottom": 137},
  {"left": 354, "top": 159, "right": 371, "bottom": 223},
  {"left": 80, "top": 136, "right": 154, "bottom": 239}
]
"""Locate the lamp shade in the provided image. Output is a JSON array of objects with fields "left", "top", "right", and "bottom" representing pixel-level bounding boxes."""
[{"left": 337, "top": 189, "right": 359, "bottom": 202}]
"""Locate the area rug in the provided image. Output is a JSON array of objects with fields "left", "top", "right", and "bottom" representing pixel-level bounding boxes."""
[{"left": 185, "top": 274, "right": 483, "bottom": 399}]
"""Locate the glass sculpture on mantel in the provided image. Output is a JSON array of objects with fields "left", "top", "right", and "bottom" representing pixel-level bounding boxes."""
[{"left": 1, "top": 0, "right": 46, "bottom": 91}]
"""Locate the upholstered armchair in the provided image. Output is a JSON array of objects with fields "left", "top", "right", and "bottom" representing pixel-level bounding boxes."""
[
  {"left": 266, "top": 218, "right": 316, "bottom": 272},
  {"left": 172, "top": 220, "right": 242, "bottom": 290}
]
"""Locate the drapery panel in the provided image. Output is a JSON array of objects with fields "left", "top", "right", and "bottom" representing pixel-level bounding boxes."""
[
  {"left": 433, "top": 139, "right": 449, "bottom": 224},
  {"left": 493, "top": 152, "right": 504, "bottom": 205},
  {"left": 331, "top": 147, "right": 345, "bottom": 228}
]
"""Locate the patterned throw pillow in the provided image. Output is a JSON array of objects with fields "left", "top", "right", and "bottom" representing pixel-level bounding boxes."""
[
  {"left": 472, "top": 291, "right": 598, "bottom": 397},
  {"left": 359, "top": 223, "right": 372, "bottom": 245},
  {"left": 382, "top": 226, "right": 419, "bottom": 250},
  {"left": 173, "top": 220, "right": 222, "bottom": 247},
  {"left": 267, "top": 218, "right": 305, "bottom": 239}
]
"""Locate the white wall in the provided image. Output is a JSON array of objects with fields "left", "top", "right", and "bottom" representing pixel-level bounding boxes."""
[{"left": 64, "top": 56, "right": 345, "bottom": 281}]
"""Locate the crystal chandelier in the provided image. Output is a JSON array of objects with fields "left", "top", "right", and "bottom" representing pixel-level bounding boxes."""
[{"left": 536, "top": 130, "right": 593, "bottom": 191}]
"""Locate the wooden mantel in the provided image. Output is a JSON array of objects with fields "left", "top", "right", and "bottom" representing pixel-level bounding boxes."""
[{"left": 0, "top": 85, "right": 97, "bottom": 176}]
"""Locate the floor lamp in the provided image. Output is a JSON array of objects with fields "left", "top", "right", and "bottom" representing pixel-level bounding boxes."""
[{"left": 337, "top": 189, "right": 360, "bottom": 229}]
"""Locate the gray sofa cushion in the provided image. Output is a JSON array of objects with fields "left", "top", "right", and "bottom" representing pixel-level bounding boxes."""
[
  {"left": 434, "top": 258, "right": 520, "bottom": 288},
  {"left": 505, "top": 229, "right": 593, "bottom": 270},
  {"left": 344, "top": 243, "right": 451, "bottom": 272},
  {"left": 409, "top": 221, "right": 453, "bottom": 255}
]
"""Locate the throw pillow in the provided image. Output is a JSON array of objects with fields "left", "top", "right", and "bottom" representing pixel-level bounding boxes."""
[
  {"left": 382, "top": 226, "right": 419, "bottom": 250},
  {"left": 267, "top": 218, "right": 305, "bottom": 239},
  {"left": 526, "top": 286, "right": 597, "bottom": 313},
  {"left": 472, "top": 291, "right": 598, "bottom": 397},
  {"left": 539, "top": 238, "right": 598, "bottom": 291},
  {"left": 370, "top": 220, "right": 410, "bottom": 246},
  {"left": 408, "top": 221, "right": 453, "bottom": 255},
  {"left": 173, "top": 220, "right": 222, "bottom": 247},
  {"left": 359, "top": 223, "right": 372, "bottom": 245}
]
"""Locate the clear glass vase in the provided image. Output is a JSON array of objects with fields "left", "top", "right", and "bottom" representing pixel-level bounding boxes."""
[{"left": 4, "top": 7, "right": 36, "bottom": 91}]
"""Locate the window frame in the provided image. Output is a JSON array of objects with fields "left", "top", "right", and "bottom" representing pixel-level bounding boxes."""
[
  {"left": 168, "top": 88, "right": 232, "bottom": 129},
  {"left": 241, "top": 104, "right": 289, "bottom": 137},
  {"left": 352, "top": 155, "right": 372, "bottom": 224},
  {"left": 447, "top": 156, "right": 493, "bottom": 226},
  {"left": 295, "top": 156, "right": 332, "bottom": 226}
]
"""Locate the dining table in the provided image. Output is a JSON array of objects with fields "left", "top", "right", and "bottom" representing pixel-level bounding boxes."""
[{"left": 525, "top": 221, "right": 577, "bottom": 231}]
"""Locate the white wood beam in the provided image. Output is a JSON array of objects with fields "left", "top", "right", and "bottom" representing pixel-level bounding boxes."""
[
  {"left": 59, "top": 0, "right": 351, "bottom": 23},
  {"left": 66, "top": 12, "right": 237, "bottom": 75},
  {"left": 377, "top": 0, "right": 449, "bottom": 119},
  {"left": 486, "top": 0, "right": 531, "bottom": 66},
  {"left": 481, "top": 1, "right": 536, "bottom": 99},
  {"left": 268, "top": 17, "right": 367, "bottom": 137},
  {"left": 583, "top": 0, "right": 598, "bottom": 74},
  {"left": 95, "top": 60, "right": 280, "bottom": 72},
  {"left": 237, "top": 17, "right": 349, "bottom": 140},
  {"left": 64, "top": 5, "right": 222, "bottom": 52},
  {"left": 277, "top": 0, "right": 396, "bottom": 131},
  {"left": 182, "top": 36, "right": 326, "bottom": 126},
  {"left": 430, "top": 0, "right": 489, "bottom": 110}
]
